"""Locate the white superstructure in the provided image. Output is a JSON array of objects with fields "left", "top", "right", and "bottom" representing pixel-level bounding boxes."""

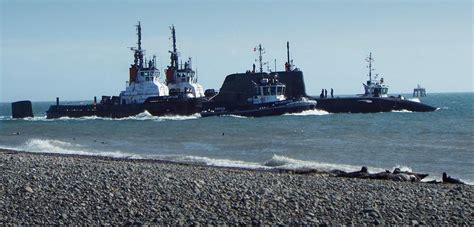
[
  {"left": 119, "top": 59, "right": 169, "bottom": 104},
  {"left": 362, "top": 52, "right": 389, "bottom": 97},
  {"left": 119, "top": 22, "right": 169, "bottom": 105},
  {"left": 118, "top": 23, "right": 206, "bottom": 105},
  {"left": 164, "top": 25, "right": 204, "bottom": 98},
  {"left": 250, "top": 77, "right": 286, "bottom": 104}
]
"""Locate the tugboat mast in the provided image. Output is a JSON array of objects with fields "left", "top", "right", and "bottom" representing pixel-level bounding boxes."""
[
  {"left": 366, "top": 52, "right": 374, "bottom": 81},
  {"left": 285, "top": 41, "right": 294, "bottom": 71},
  {"left": 287, "top": 41, "right": 290, "bottom": 67},
  {"left": 170, "top": 25, "right": 178, "bottom": 69},
  {"left": 256, "top": 44, "right": 264, "bottom": 73},
  {"left": 136, "top": 22, "right": 144, "bottom": 68}
]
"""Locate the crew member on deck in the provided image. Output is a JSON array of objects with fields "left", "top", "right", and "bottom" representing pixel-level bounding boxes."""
[{"left": 331, "top": 88, "right": 334, "bottom": 98}]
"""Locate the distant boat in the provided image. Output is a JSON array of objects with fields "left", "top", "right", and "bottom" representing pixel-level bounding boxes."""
[
  {"left": 312, "top": 53, "right": 437, "bottom": 113},
  {"left": 413, "top": 84, "right": 427, "bottom": 97}
]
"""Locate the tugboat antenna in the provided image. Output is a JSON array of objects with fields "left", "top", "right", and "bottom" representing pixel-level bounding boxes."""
[{"left": 274, "top": 59, "right": 277, "bottom": 72}]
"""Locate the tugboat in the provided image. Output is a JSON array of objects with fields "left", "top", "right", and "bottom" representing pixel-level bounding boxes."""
[
  {"left": 201, "top": 42, "right": 317, "bottom": 117},
  {"left": 313, "top": 53, "right": 437, "bottom": 113},
  {"left": 46, "top": 22, "right": 206, "bottom": 119}
]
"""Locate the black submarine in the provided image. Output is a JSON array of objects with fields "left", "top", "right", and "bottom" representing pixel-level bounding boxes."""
[
  {"left": 312, "top": 53, "right": 437, "bottom": 113},
  {"left": 46, "top": 23, "right": 209, "bottom": 119},
  {"left": 201, "top": 43, "right": 317, "bottom": 117}
]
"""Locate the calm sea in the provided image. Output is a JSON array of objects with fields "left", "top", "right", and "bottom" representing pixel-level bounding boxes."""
[{"left": 1, "top": 93, "right": 472, "bottom": 183}]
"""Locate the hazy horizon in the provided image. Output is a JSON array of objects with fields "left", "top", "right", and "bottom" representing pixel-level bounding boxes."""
[{"left": 1, "top": 0, "right": 472, "bottom": 102}]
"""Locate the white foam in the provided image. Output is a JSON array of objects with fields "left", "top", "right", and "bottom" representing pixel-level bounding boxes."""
[
  {"left": 263, "top": 155, "right": 385, "bottom": 173},
  {"left": 0, "top": 141, "right": 391, "bottom": 174},
  {"left": 4, "top": 111, "right": 200, "bottom": 122},
  {"left": 222, "top": 114, "right": 248, "bottom": 119},
  {"left": 108, "top": 111, "right": 191, "bottom": 121},
  {"left": 284, "top": 109, "right": 330, "bottom": 116},
  {"left": 4, "top": 139, "right": 142, "bottom": 159},
  {"left": 6, "top": 141, "right": 471, "bottom": 184},
  {"left": 391, "top": 165, "right": 413, "bottom": 172},
  {"left": 156, "top": 113, "right": 201, "bottom": 121},
  {"left": 10, "top": 116, "right": 52, "bottom": 121},
  {"left": 172, "top": 155, "right": 265, "bottom": 169},
  {"left": 391, "top": 109, "right": 413, "bottom": 113}
]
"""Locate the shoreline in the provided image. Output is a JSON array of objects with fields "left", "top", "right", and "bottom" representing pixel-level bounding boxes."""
[{"left": 1, "top": 149, "right": 473, "bottom": 224}]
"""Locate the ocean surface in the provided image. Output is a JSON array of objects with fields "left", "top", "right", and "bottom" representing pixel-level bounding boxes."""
[{"left": 1, "top": 93, "right": 472, "bottom": 183}]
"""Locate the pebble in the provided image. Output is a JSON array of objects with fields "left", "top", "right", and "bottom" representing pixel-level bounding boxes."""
[{"left": 24, "top": 185, "right": 34, "bottom": 193}]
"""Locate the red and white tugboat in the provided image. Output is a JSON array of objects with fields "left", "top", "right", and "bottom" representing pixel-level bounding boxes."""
[{"left": 46, "top": 22, "right": 207, "bottom": 119}]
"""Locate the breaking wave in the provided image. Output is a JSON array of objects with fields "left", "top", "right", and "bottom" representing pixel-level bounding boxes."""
[
  {"left": 3, "top": 140, "right": 471, "bottom": 185},
  {"left": 2, "top": 139, "right": 142, "bottom": 159},
  {"left": 171, "top": 155, "right": 264, "bottom": 169},
  {"left": 2, "top": 140, "right": 394, "bottom": 174},
  {"left": 262, "top": 155, "right": 385, "bottom": 173}
]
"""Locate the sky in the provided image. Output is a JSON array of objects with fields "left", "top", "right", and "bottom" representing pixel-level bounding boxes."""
[{"left": 1, "top": 0, "right": 472, "bottom": 102}]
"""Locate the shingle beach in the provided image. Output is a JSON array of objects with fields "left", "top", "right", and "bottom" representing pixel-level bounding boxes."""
[{"left": 1, "top": 149, "right": 472, "bottom": 225}]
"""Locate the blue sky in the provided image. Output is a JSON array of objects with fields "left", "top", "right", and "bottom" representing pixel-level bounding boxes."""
[{"left": 1, "top": 0, "right": 472, "bottom": 102}]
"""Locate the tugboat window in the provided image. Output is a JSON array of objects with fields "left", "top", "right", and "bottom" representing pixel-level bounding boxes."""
[
  {"left": 271, "top": 86, "right": 276, "bottom": 95},
  {"left": 263, "top": 86, "right": 270, "bottom": 96}
]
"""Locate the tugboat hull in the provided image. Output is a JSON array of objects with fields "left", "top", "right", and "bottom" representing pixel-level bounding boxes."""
[
  {"left": 201, "top": 99, "right": 317, "bottom": 117},
  {"left": 313, "top": 97, "right": 436, "bottom": 113}
]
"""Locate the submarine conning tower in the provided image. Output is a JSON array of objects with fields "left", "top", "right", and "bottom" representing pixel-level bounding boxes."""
[
  {"left": 211, "top": 71, "right": 307, "bottom": 105},
  {"left": 211, "top": 41, "right": 307, "bottom": 105}
]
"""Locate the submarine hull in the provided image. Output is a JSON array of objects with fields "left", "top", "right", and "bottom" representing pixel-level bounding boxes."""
[
  {"left": 313, "top": 97, "right": 437, "bottom": 113},
  {"left": 46, "top": 97, "right": 203, "bottom": 119}
]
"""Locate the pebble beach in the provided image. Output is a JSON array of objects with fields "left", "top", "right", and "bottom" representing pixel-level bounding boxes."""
[{"left": 1, "top": 149, "right": 472, "bottom": 225}]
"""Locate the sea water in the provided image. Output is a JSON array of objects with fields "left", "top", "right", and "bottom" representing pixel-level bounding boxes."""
[{"left": 0, "top": 93, "right": 472, "bottom": 183}]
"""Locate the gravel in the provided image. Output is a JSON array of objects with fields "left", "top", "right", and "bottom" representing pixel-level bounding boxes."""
[{"left": 1, "top": 149, "right": 472, "bottom": 225}]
